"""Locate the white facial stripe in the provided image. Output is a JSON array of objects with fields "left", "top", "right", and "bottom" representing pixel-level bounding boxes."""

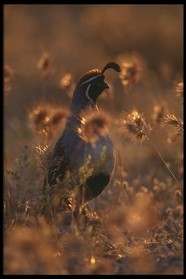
[
  {"left": 85, "top": 84, "right": 93, "bottom": 102},
  {"left": 81, "top": 74, "right": 101, "bottom": 85}
]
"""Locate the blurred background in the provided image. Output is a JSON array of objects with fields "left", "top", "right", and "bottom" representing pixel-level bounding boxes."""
[{"left": 4, "top": 5, "right": 183, "bottom": 72}]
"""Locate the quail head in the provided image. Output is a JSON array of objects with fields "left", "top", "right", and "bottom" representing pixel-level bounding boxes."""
[{"left": 44, "top": 62, "right": 121, "bottom": 214}]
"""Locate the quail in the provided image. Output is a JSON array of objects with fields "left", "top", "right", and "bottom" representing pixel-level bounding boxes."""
[{"left": 44, "top": 62, "right": 121, "bottom": 215}]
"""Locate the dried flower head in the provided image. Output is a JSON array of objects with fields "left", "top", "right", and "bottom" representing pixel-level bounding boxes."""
[
  {"left": 119, "top": 55, "right": 142, "bottom": 90},
  {"left": 77, "top": 110, "right": 109, "bottom": 145},
  {"left": 51, "top": 109, "right": 70, "bottom": 126},
  {"left": 29, "top": 105, "right": 50, "bottom": 136},
  {"left": 29, "top": 104, "right": 70, "bottom": 140},
  {"left": 122, "top": 110, "right": 151, "bottom": 142},
  {"left": 37, "top": 52, "right": 51, "bottom": 80},
  {"left": 4, "top": 64, "right": 14, "bottom": 96},
  {"left": 152, "top": 104, "right": 183, "bottom": 142},
  {"left": 175, "top": 81, "right": 183, "bottom": 100},
  {"left": 30, "top": 107, "right": 48, "bottom": 126},
  {"left": 4, "top": 64, "right": 14, "bottom": 79},
  {"left": 152, "top": 105, "right": 167, "bottom": 124},
  {"left": 60, "top": 73, "right": 73, "bottom": 89},
  {"left": 163, "top": 113, "right": 183, "bottom": 135}
]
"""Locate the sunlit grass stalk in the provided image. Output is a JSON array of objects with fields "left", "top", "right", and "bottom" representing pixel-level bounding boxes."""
[{"left": 150, "top": 141, "right": 182, "bottom": 190}]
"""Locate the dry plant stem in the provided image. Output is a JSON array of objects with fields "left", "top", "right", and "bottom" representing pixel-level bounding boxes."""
[{"left": 150, "top": 141, "right": 182, "bottom": 190}]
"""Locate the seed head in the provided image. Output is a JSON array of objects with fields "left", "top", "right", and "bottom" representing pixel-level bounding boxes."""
[
  {"left": 122, "top": 110, "right": 151, "bottom": 142},
  {"left": 60, "top": 73, "right": 73, "bottom": 89},
  {"left": 119, "top": 55, "right": 142, "bottom": 90},
  {"left": 163, "top": 113, "right": 183, "bottom": 135},
  {"left": 51, "top": 109, "right": 70, "bottom": 126},
  {"left": 4, "top": 64, "right": 14, "bottom": 79},
  {"left": 29, "top": 104, "right": 70, "bottom": 140},
  {"left": 77, "top": 110, "right": 109, "bottom": 146},
  {"left": 175, "top": 81, "right": 183, "bottom": 100},
  {"left": 152, "top": 105, "right": 183, "bottom": 137},
  {"left": 4, "top": 64, "right": 14, "bottom": 96},
  {"left": 152, "top": 105, "right": 167, "bottom": 124},
  {"left": 37, "top": 52, "right": 51, "bottom": 80},
  {"left": 30, "top": 107, "right": 48, "bottom": 126}
]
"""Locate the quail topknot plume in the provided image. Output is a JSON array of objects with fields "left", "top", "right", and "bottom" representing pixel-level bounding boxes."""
[{"left": 44, "top": 62, "right": 121, "bottom": 216}]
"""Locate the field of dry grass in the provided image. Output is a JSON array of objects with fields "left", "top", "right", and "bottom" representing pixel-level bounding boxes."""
[{"left": 4, "top": 5, "right": 183, "bottom": 275}]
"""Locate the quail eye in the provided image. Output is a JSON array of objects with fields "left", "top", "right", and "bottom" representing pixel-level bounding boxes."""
[
  {"left": 93, "top": 76, "right": 104, "bottom": 85},
  {"left": 99, "top": 76, "right": 105, "bottom": 83}
]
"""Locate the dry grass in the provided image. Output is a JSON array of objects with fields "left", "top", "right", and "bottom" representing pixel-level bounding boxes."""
[{"left": 4, "top": 5, "right": 183, "bottom": 275}]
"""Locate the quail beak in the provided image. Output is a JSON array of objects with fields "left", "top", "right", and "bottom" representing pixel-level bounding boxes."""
[{"left": 97, "top": 79, "right": 109, "bottom": 94}]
